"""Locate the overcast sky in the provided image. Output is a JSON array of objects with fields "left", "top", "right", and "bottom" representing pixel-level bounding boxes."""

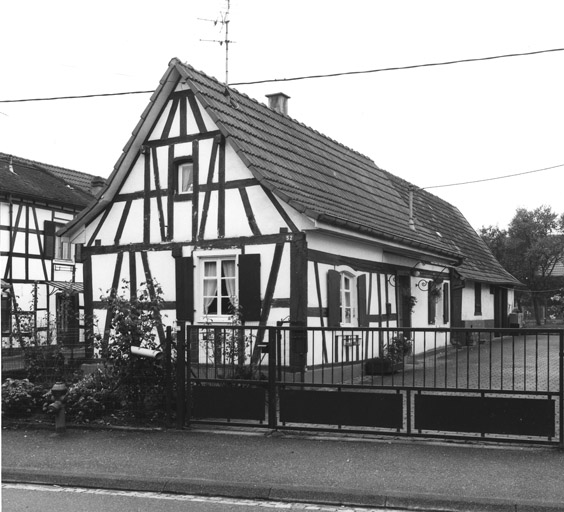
[{"left": 1, "top": 0, "right": 563, "bottom": 230}]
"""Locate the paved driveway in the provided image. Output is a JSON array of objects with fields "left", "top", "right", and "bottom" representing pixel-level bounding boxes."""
[{"left": 356, "top": 333, "right": 562, "bottom": 392}]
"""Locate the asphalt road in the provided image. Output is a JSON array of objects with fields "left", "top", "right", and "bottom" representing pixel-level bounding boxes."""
[{"left": 2, "top": 484, "right": 403, "bottom": 512}]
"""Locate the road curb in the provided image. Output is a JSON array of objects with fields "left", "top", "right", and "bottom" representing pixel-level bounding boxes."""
[{"left": 4, "top": 468, "right": 564, "bottom": 512}]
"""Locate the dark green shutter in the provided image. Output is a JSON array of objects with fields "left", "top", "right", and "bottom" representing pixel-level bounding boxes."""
[
  {"left": 238, "top": 254, "right": 261, "bottom": 321},
  {"left": 357, "top": 274, "right": 368, "bottom": 327},
  {"left": 443, "top": 283, "right": 450, "bottom": 323},
  {"left": 74, "top": 243, "right": 83, "bottom": 263},
  {"left": 44, "top": 221, "right": 56, "bottom": 259},
  {"left": 175, "top": 257, "right": 194, "bottom": 322},
  {"left": 428, "top": 283, "right": 436, "bottom": 324},
  {"left": 327, "top": 270, "right": 341, "bottom": 327}
]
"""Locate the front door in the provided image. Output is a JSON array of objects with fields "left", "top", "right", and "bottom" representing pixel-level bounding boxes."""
[{"left": 494, "top": 287, "right": 509, "bottom": 329}]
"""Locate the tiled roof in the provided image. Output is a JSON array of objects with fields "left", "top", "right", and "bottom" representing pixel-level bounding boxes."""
[
  {"left": 177, "top": 61, "right": 520, "bottom": 286},
  {"left": 0, "top": 153, "right": 97, "bottom": 208}
]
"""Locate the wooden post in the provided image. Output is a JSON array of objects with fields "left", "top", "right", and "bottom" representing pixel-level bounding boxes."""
[
  {"left": 164, "top": 326, "right": 172, "bottom": 427},
  {"left": 186, "top": 325, "right": 193, "bottom": 426},
  {"left": 176, "top": 323, "right": 185, "bottom": 428},
  {"left": 268, "top": 327, "right": 277, "bottom": 430}
]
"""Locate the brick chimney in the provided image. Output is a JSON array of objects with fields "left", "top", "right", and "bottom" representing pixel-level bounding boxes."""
[{"left": 265, "top": 92, "right": 290, "bottom": 115}]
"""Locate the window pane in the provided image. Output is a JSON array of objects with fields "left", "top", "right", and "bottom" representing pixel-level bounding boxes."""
[
  {"left": 221, "top": 260, "right": 235, "bottom": 277},
  {"left": 204, "top": 261, "right": 216, "bottom": 277},
  {"left": 179, "top": 163, "right": 193, "bottom": 192}
]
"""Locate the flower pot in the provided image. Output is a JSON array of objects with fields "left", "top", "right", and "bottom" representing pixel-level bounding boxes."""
[{"left": 364, "top": 357, "right": 403, "bottom": 375}]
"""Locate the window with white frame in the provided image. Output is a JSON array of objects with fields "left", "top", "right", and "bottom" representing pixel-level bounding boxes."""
[
  {"left": 340, "top": 272, "right": 357, "bottom": 325},
  {"left": 201, "top": 257, "right": 237, "bottom": 318},
  {"left": 177, "top": 161, "right": 193, "bottom": 194},
  {"left": 55, "top": 236, "right": 72, "bottom": 261}
]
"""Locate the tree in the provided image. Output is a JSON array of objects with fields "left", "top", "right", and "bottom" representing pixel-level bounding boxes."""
[
  {"left": 478, "top": 225, "right": 508, "bottom": 265},
  {"left": 480, "top": 206, "right": 564, "bottom": 325}
]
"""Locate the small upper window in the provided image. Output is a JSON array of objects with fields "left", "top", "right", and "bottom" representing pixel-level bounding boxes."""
[
  {"left": 177, "top": 161, "right": 193, "bottom": 194},
  {"left": 340, "top": 273, "right": 357, "bottom": 326},
  {"left": 55, "top": 237, "right": 72, "bottom": 261}
]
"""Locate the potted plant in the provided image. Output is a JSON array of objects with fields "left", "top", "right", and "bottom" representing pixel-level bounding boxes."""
[{"left": 365, "top": 334, "right": 412, "bottom": 375}]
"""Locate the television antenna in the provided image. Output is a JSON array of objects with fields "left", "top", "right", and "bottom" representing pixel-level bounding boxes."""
[{"left": 199, "top": 0, "right": 234, "bottom": 85}]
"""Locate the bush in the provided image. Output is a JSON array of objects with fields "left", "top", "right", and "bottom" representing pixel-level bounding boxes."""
[
  {"left": 63, "top": 369, "right": 121, "bottom": 423},
  {"left": 2, "top": 379, "right": 46, "bottom": 416}
]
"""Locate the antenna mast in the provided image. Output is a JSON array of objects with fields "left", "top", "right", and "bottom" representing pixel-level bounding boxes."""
[{"left": 199, "top": 0, "right": 233, "bottom": 85}]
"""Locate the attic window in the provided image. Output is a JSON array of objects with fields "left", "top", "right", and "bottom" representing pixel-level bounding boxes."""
[{"left": 176, "top": 158, "right": 193, "bottom": 194}]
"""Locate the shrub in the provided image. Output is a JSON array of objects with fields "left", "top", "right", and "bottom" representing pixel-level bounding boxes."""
[
  {"left": 63, "top": 369, "right": 121, "bottom": 423},
  {"left": 2, "top": 379, "right": 46, "bottom": 416}
]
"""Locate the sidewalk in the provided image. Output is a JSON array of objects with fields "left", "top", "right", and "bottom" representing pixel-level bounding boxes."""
[{"left": 2, "top": 425, "right": 564, "bottom": 511}]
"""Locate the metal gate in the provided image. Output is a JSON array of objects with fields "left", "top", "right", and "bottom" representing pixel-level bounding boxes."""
[{"left": 178, "top": 326, "right": 563, "bottom": 448}]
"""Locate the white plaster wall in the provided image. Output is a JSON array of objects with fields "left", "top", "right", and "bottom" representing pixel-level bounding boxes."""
[
  {"left": 119, "top": 156, "right": 144, "bottom": 194},
  {"left": 28, "top": 259, "right": 45, "bottom": 281},
  {"left": 53, "top": 211, "right": 74, "bottom": 223},
  {"left": 116, "top": 201, "right": 141, "bottom": 244},
  {"left": 0, "top": 202, "right": 10, "bottom": 226},
  {"left": 198, "top": 138, "right": 215, "bottom": 174},
  {"left": 461, "top": 281, "right": 494, "bottom": 323},
  {"left": 28, "top": 235, "right": 40, "bottom": 256},
  {"left": 173, "top": 202, "right": 191, "bottom": 241},
  {"left": 200, "top": 193, "right": 219, "bottom": 240},
  {"left": 148, "top": 101, "right": 173, "bottom": 141},
  {"left": 223, "top": 189, "right": 252, "bottom": 238},
  {"left": 91, "top": 253, "right": 120, "bottom": 300},
  {"left": 144, "top": 251, "right": 175, "bottom": 300},
  {"left": 307, "top": 231, "right": 384, "bottom": 263},
  {"left": 225, "top": 143, "right": 253, "bottom": 181},
  {"left": 0, "top": 230, "right": 9, "bottom": 252},
  {"left": 12, "top": 232, "right": 25, "bottom": 253}
]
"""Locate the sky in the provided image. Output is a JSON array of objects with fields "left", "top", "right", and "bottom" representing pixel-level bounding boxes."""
[{"left": 1, "top": 0, "right": 563, "bottom": 231}]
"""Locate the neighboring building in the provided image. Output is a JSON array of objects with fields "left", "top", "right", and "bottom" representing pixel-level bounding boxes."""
[
  {"left": 0, "top": 153, "right": 103, "bottom": 350},
  {"left": 60, "top": 59, "right": 521, "bottom": 363}
]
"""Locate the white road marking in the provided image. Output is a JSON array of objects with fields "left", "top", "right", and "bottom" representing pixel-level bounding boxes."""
[{"left": 2, "top": 483, "right": 389, "bottom": 511}]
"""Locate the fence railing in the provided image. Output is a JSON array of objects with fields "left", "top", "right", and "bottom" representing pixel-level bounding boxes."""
[{"left": 185, "top": 326, "right": 563, "bottom": 392}]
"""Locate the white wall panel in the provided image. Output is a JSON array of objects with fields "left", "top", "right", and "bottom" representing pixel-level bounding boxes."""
[
  {"left": 147, "top": 100, "right": 172, "bottom": 141},
  {"left": 173, "top": 202, "right": 191, "bottom": 241},
  {"left": 28, "top": 259, "right": 45, "bottom": 281},
  {"left": 91, "top": 253, "right": 120, "bottom": 299},
  {"left": 118, "top": 200, "right": 144, "bottom": 244},
  {"left": 90, "top": 202, "right": 121, "bottom": 244},
  {"left": 119, "top": 156, "right": 144, "bottom": 194},
  {"left": 223, "top": 189, "right": 252, "bottom": 238}
]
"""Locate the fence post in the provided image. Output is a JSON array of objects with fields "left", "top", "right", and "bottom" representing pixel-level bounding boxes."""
[
  {"left": 176, "top": 323, "right": 186, "bottom": 428},
  {"left": 268, "top": 327, "right": 277, "bottom": 430},
  {"left": 165, "top": 326, "right": 172, "bottom": 427},
  {"left": 558, "top": 329, "right": 564, "bottom": 450},
  {"left": 186, "top": 325, "right": 192, "bottom": 426}
]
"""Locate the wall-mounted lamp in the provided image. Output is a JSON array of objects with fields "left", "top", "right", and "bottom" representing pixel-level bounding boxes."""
[{"left": 410, "top": 261, "right": 425, "bottom": 277}]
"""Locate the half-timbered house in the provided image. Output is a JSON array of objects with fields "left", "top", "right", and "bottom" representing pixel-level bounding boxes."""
[
  {"left": 1, "top": 153, "right": 103, "bottom": 351},
  {"left": 60, "top": 59, "right": 521, "bottom": 364}
]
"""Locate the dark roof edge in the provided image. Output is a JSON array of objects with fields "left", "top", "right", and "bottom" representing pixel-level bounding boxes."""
[{"left": 61, "top": 59, "right": 181, "bottom": 237}]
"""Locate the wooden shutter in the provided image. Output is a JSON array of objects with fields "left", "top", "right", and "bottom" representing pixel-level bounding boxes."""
[
  {"left": 175, "top": 257, "right": 194, "bottom": 322},
  {"left": 74, "top": 243, "right": 83, "bottom": 263},
  {"left": 428, "top": 283, "right": 436, "bottom": 324},
  {"left": 238, "top": 254, "right": 261, "bottom": 321},
  {"left": 1, "top": 293, "right": 11, "bottom": 334},
  {"left": 474, "top": 282, "right": 482, "bottom": 315},
  {"left": 443, "top": 282, "right": 450, "bottom": 324},
  {"left": 357, "top": 274, "right": 368, "bottom": 327},
  {"left": 44, "top": 221, "right": 56, "bottom": 259},
  {"left": 327, "top": 269, "right": 341, "bottom": 327}
]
